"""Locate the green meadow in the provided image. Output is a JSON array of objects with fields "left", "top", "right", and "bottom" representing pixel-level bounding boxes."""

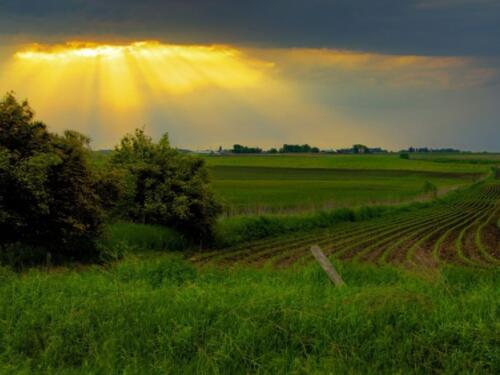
[
  {"left": 202, "top": 153, "right": 492, "bottom": 172},
  {"left": 205, "top": 154, "right": 485, "bottom": 214},
  {"left": 410, "top": 153, "right": 500, "bottom": 164}
]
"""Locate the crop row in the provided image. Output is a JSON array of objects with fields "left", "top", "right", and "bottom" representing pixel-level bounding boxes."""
[{"left": 193, "top": 182, "right": 499, "bottom": 268}]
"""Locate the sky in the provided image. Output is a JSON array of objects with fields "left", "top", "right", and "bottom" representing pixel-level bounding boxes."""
[{"left": 0, "top": 0, "right": 499, "bottom": 151}]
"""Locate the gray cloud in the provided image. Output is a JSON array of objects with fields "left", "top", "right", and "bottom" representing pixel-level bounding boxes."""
[{"left": 1, "top": 0, "right": 499, "bottom": 56}]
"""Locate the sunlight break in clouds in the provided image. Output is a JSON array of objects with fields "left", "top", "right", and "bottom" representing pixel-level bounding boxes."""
[
  {"left": 1, "top": 41, "right": 278, "bottom": 146},
  {"left": 13, "top": 41, "right": 270, "bottom": 102}
]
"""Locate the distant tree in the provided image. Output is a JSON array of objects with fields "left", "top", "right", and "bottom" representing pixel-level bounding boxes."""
[
  {"left": 268, "top": 148, "right": 278, "bottom": 154},
  {"left": 280, "top": 144, "right": 317, "bottom": 153},
  {"left": 112, "top": 129, "right": 222, "bottom": 241},
  {"left": 352, "top": 144, "right": 369, "bottom": 154},
  {"left": 0, "top": 92, "right": 104, "bottom": 262},
  {"left": 232, "top": 144, "right": 262, "bottom": 154}
]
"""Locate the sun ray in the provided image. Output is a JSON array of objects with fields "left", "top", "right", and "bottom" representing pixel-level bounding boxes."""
[{"left": 0, "top": 40, "right": 275, "bottom": 143}]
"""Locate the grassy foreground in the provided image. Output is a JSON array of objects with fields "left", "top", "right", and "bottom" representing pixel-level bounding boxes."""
[{"left": 1, "top": 256, "right": 498, "bottom": 374}]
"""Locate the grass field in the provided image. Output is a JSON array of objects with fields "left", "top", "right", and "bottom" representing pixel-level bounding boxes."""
[
  {"left": 205, "top": 154, "right": 490, "bottom": 214},
  {"left": 92, "top": 152, "right": 493, "bottom": 215},
  {"left": 202, "top": 153, "right": 494, "bottom": 173},
  {"left": 1, "top": 258, "right": 498, "bottom": 374},
  {"left": 409, "top": 153, "right": 500, "bottom": 164}
]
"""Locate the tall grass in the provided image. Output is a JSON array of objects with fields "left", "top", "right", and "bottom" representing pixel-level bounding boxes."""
[
  {"left": 0, "top": 256, "right": 498, "bottom": 374},
  {"left": 101, "top": 222, "right": 188, "bottom": 253}
]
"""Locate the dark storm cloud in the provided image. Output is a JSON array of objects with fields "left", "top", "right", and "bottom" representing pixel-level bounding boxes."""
[{"left": 1, "top": 0, "right": 500, "bottom": 56}]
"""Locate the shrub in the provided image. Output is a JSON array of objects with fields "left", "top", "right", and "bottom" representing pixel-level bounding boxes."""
[
  {"left": 111, "top": 129, "right": 222, "bottom": 242},
  {"left": 399, "top": 153, "right": 410, "bottom": 159},
  {"left": 422, "top": 181, "right": 438, "bottom": 198},
  {"left": 0, "top": 92, "right": 104, "bottom": 262},
  {"left": 493, "top": 167, "right": 500, "bottom": 179}
]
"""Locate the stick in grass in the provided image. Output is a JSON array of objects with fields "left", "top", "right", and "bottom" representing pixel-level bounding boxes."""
[{"left": 310, "top": 245, "right": 345, "bottom": 286}]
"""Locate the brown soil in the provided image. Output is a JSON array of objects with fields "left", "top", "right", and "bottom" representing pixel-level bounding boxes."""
[{"left": 480, "top": 221, "right": 500, "bottom": 259}]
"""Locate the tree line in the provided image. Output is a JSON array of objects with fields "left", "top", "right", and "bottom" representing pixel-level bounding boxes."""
[
  {"left": 229, "top": 144, "right": 379, "bottom": 154},
  {"left": 0, "top": 93, "right": 221, "bottom": 265},
  {"left": 227, "top": 144, "right": 468, "bottom": 155}
]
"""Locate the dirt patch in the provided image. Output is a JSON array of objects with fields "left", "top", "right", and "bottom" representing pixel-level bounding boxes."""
[{"left": 480, "top": 221, "right": 500, "bottom": 260}]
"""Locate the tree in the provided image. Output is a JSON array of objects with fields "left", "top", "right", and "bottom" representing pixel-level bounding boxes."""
[
  {"left": 280, "top": 144, "right": 316, "bottom": 153},
  {"left": 0, "top": 92, "right": 104, "bottom": 262},
  {"left": 232, "top": 144, "right": 262, "bottom": 154},
  {"left": 111, "top": 129, "right": 222, "bottom": 241},
  {"left": 352, "top": 144, "right": 368, "bottom": 154}
]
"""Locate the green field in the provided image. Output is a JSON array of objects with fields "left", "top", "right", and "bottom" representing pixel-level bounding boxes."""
[
  {"left": 1, "top": 258, "right": 498, "bottom": 374},
  {"left": 409, "top": 153, "right": 500, "bottom": 164},
  {"left": 203, "top": 153, "right": 494, "bottom": 172},
  {"left": 205, "top": 154, "right": 487, "bottom": 214},
  {"left": 197, "top": 180, "right": 500, "bottom": 267},
  {"left": 91, "top": 152, "right": 495, "bottom": 215}
]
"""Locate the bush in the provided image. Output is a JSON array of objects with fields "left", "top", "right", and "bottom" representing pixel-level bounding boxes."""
[
  {"left": 111, "top": 129, "right": 222, "bottom": 242},
  {"left": 400, "top": 153, "right": 410, "bottom": 159},
  {"left": 493, "top": 167, "right": 500, "bottom": 179},
  {"left": 0, "top": 92, "right": 104, "bottom": 262},
  {"left": 422, "top": 180, "right": 438, "bottom": 198}
]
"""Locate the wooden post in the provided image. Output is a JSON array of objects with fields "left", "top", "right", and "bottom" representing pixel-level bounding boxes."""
[{"left": 310, "top": 245, "right": 345, "bottom": 286}]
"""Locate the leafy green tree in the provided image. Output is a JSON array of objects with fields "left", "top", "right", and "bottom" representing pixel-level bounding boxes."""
[
  {"left": 0, "top": 92, "right": 104, "bottom": 262},
  {"left": 111, "top": 129, "right": 222, "bottom": 241}
]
